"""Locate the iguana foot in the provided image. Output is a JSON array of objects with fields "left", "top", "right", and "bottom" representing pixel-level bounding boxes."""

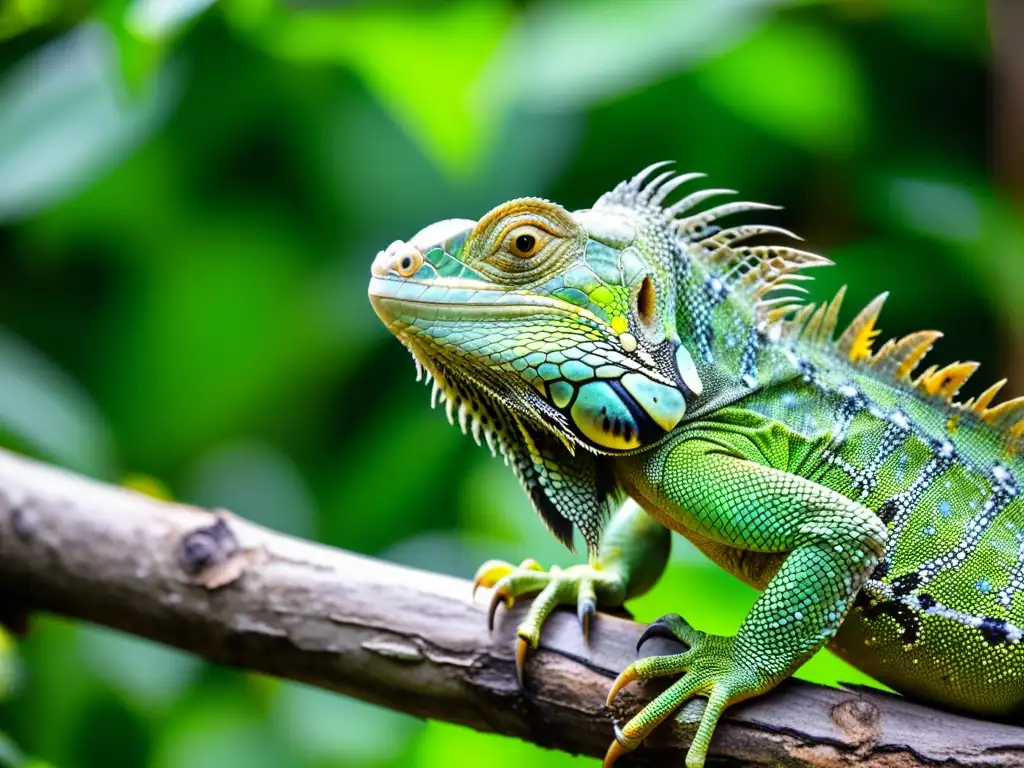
[
  {"left": 472, "top": 558, "right": 625, "bottom": 686},
  {"left": 604, "top": 614, "right": 761, "bottom": 768}
]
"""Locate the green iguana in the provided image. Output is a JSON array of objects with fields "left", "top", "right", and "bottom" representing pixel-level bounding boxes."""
[{"left": 367, "top": 164, "right": 1024, "bottom": 767}]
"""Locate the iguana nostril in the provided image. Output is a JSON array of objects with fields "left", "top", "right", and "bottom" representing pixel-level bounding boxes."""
[{"left": 372, "top": 241, "right": 423, "bottom": 278}]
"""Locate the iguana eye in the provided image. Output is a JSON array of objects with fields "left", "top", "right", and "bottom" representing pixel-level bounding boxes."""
[
  {"left": 514, "top": 233, "right": 536, "bottom": 255},
  {"left": 464, "top": 198, "right": 584, "bottom": 283},
  {"left": 504, "top": 226, "right": 546, "bottom": 259}
]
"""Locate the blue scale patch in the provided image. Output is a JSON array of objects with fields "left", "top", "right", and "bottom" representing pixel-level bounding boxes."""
[
  {"left": 620, "top": 373, "right": 686, "bottom": 432},
  {"left": 570, "top": 381, "right": 640, "bottom": 451}
]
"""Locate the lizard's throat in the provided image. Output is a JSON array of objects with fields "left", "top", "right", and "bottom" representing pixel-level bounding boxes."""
[{"left": 397, "top": 338, "right": 579, "bottom": 458}]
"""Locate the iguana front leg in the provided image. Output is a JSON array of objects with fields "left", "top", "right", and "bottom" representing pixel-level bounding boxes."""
[
  {"left": 474, "top": 500, "right": 670, "bottom": 684},
  {"left": 607, "top": 437, "right": 888, "bottom": 768}
]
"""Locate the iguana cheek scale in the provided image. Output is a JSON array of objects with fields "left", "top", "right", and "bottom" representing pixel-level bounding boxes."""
[{"left": 368, "top": 163, "right": 1024, "bottom": 768}]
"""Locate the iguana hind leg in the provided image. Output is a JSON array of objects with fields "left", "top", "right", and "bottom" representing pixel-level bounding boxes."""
[{"left": 474, "top": 500, "right": 670, "bottom": 685}]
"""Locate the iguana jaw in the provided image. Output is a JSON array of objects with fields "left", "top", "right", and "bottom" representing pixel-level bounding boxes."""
[
  {"left": 367, "top": 276, "right": 612, "bottom": 327},
  {"left": 368, "top": 277, "right": 585, "bottom": 453}
]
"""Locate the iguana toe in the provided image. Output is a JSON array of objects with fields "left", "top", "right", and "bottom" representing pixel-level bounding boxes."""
[
  {"left": 604, "top": 614, "right": 754, "bottom": 767},
  {"left": 474, "top": 559, "right": 627, "bottom": 687}
]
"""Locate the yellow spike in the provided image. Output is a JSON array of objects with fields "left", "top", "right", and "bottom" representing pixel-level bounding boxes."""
[
  {"left": 1012, "top": 419, "right": 1024, "bottom": 440},
  {"left": 915, "top": 364, "right": 938, "bottom": 385},
  {"left": 984, "top": 396, "right": 1024, "bottom": 427},
  {"left": 973, "top": 379, "right": 1008, "bottom": 414},
  {"left": 919, "top": 361, "right": 980, "bottom": 401},
  {"left": 894, "top": 331, "right": 943, "bottom": 381},
  {"left": 837, "top": 293, "right": 888, "bottom": 363},
  {"left": 870, "top": 330, "right": 943, "bottom": 381},
  {"left": 818, "top": 285, "right": 847, "bottom": 344}
]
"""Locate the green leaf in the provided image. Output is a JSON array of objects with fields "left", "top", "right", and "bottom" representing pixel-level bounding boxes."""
[
  {"left": 479, "top": 0, "right": 787, "bottom": 111},
  {"left": 321, "top": 397, "right": 466, "bottom": 552},
  {"left": 94, "top": 216, "right": 318, "bottom": 466},
  {"left": 411, "top": 720, "right": 592, "bottom": 768},
  {"left": 270, "top": 683, "right": 419, "bottom": 764},
  {"left": 884, "top": 177, "right": 982, "bottom": 245},
  {"left": 0, "top": 732, "right": 25, "bottom": 768},
  {"left": 0, "top": 628, "right": 17, "bottom": 702},
  {"left": 0, "top": 22, "right": 178, "bottom": 223},
  {"left": 127, "top": 0, "right": 218, "bottom": 40},
  {"left": 0, "top": 328, "right": 116, "bottom": 478},
  {"left": 876, "top": 0, "right": 988, "bottom": 56},
  {"left": 237, "top": 1, "right": 512, "bottom": 176},
  {"left": 183, "top": 441, "right": 317, "bottom": 539},
  {"left": 696, "top": 19, "right": 866, "bottom": 153},
  {"left": 76, "top": 626, "right": 200, "bottom": 713},
  {"left": 151, "top": 697, "right": 289, "bottom": 768}
]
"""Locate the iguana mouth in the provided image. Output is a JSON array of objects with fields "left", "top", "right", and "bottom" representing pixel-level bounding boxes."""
[{"left": 367, "top": 275, "right": 611, "bottom": 330}]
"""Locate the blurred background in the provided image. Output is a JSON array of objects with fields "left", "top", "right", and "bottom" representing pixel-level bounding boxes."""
[{"left": 0, "top": 0, "right": 1020, "bottom": 766}]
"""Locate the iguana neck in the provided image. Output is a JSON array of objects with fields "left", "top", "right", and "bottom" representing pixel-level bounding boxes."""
[{"left": 672, "top": 251, "right": 798, "bottom": 419}]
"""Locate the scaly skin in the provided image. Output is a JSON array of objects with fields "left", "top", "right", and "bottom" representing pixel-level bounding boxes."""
[{"left": 368, "top": 164, "right": 1024, "bottom": 767}]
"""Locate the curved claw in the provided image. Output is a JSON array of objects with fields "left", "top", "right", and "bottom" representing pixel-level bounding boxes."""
[
  {"left": 578, "top": 595, "right": 596, "bottom": 645},
  {"left": 637, "top": 612, "right": 703, "bottom": 652},
  {"left": 515, "top": 635, "right": 529, "bottom": 688},
  {"left": 605, "top": 664, "right": 638, "bottom": 706},
  {"left": 602, "top": 727, "right": 633, "bottom": 768},
  {"left": 488, "top": 588, "right": 512, "bottom": 631},
  {"left": 636, "top": 616, "right": 680, "bottom": 652}
]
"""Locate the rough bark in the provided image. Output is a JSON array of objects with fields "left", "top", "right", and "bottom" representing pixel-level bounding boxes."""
[{"left": 0, "top": 449, "right": 1022, "bottom": 766}]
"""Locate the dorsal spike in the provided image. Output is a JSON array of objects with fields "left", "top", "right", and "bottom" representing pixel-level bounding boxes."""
[
  {"left": 733, "top": 246, "right": 832, "bottom": 287},
  {"left": 786, "top": 303, "right": 817, "bottom": 340},
  {"left": 870, "top": 337, "right": 898, "bottom": 364},
  {"left": 753, "top": 279, "right": 810, "bottom": 301},
  {"left": 764, "top": 303, "right": 805, "bottom": 322},
  {"left": 837, "top": 293, "right": 888, "bottom": 362},
  {"left": 817, "top": 285, "right": 847, "bottom": 344},
  {"left": 675, "top": 201, "right": 780, "bottom": 238},
  {"left": 870, "top": 330, "right": 943, "bottom": 381},
  {"left": 667, "top": 188, "right": 736, "bottom": 219},
  {"left": 640, "top": 171, "right": 677, "bottom": 203},
  {"left": 914, "top": 364, "right": 939, "bottom": 387},
  {"left": 629, "top": 161, "right": 675, "bottom": 190},
  {"left": 698, "top": 225, "right": 801, "bottom": 256},
  {"left": 801, "top": 303, "right": 829, "bottom": 343},
  {"left": 648, "top": 172, "right": 706, "bottom": 207},
  {"left": 983, "top": 396, "right": 1024, "bottom": 429},
  {"left": 973, "top": 379, "right": 1008, "bottom": 414},
  {"left": 918, "top": 361, "right": 980, "bottom": 402}
]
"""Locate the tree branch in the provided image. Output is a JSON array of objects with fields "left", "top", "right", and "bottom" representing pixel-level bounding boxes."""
[{"left": 0, "top": 449, "right": 1021, "bottom": 766}]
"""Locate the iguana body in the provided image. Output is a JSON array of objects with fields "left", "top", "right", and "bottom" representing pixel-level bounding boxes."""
[{"left": 368, "top": 165, "right": 1024, "bottom": 766}]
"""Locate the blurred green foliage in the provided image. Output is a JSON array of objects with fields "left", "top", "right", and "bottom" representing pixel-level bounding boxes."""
[{"left": 0, "top": 1, "right": 1014, "bottom": 766}]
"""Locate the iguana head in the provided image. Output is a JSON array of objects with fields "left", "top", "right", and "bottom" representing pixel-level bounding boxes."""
[
  {"left": 369, "top": 163, "right": 830, "bottom": 550},
  {"left": 368, "top": 168, "right": 704, "bottom": 461}
]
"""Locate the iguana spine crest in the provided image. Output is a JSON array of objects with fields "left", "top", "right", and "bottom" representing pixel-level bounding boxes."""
[{"left": 601, "top": 163, "right": 1023, "bottom": 445}]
